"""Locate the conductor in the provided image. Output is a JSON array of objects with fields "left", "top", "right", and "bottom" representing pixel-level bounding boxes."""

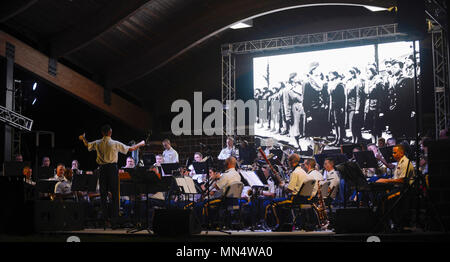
[{"left": 79, "top": 124, "right": 145, "bottom": 227}]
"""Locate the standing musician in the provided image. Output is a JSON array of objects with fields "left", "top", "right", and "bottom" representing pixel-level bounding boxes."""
[
  {"left": 162, "top": 139, "right": 179, "bottom": 163},
  {"left": 218, "top": 137, "right": 239, "bottom": 160},
  {"left": 78, "top": 124, "right": 145, "bottom": 228}
]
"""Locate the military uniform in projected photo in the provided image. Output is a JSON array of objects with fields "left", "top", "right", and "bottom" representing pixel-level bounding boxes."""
[
  {"left": 386, "top": 58, "right": 416, "bottom": 140},
  {"left": 253, "top": 41, "right": 419, "bottom": 149}
]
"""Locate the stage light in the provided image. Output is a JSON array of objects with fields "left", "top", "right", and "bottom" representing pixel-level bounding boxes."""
[
  {"left": 32, "top": 98, "right": 37, "bottom": 105},
  {"left": 32, "top": 82, "right": 37, "bottom": 91},
  {"left": 363, "top": 5, "right": 388, "bottom": 12},
  {"left": 230, "top": 20, "right": 253, "bottom": 29}
]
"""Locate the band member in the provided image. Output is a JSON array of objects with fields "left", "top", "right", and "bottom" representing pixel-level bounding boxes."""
[
  {"left": 78, "top": 124, "right": 145, "bottom": 227},
  {"left": 363, "top": 63, "right": 384, "bottom": 143},
  {"left": 238, "top": 140, "right": 255, "bottom": 166},
  {"left": 387, "top": 137, "right": 397, "bottom": 147},
  {"left": 162, "top": 139, "right": 179, "bottom": 163},
  {"left": 328, "top": 71, "right": 346, "bottom": 146},
  {"left": 122, "top": 157, "right": 136, "bottom": 169},
  {"left": 15, "top": 154, "right": 23, "bottom": 162},
  {"left": 52, "top": 163, "right": 66, "bottom": 182},
  {"left": 54, "top": 168, "right": 74, "bottom": 201},
  {"left": 188, "top": 152, "right": 203, "bottom": 178},
  {"left": 213, "top": 156, "right": 241, "bottom": 195},
  {"left": 376, "top": 144, "right": 414, "bottom": 185},
  {"left": 323, "top": 158, "right": 341, "bottom": 204},
  {"left": 218, "top": 137, "right": 239, "bottom": 160},
  {"left": 302, "top": 158, "right": 324, "bottom": 198},
  {"left": 42, "top": 156, "right": 51, "bottom": 167},
  {"left": 375, "top": 144, "right": 415, "bottom": 230},
  {"left": 378, "top": 137, "right": 386, "bottom": 148}
]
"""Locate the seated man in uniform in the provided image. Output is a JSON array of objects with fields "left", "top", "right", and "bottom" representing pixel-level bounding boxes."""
[
  {"left": 196, "top": 157, "right": 242, "bottom": 225},
  {"left": 54, "top": 168, "right": 75, "bottom": 201},
  {"left": 375, "top": 144, "right": 415, "bottom": 230},
  {"left": 265, "top": 154, "right": 314, "bottom": 230}
]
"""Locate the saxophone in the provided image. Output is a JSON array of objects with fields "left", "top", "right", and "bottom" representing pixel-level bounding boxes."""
[{"left": 312, "top": 182, "right": 329, "bottom": 229}]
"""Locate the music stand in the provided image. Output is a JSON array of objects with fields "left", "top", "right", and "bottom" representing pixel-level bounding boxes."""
[
  {"left": 36, "top": 179, "right": 58, "bottom": 195},
  {"left": 379, "top": 146, "right": 396, "bottom": 163},
  {"left": 269, "top": 149, "right": 283, "bottom": 160},
  {"left": 142, "top": 153, "right": 156, "bottom": 167},
  {"left": 193, "top": 162, "right": 208, "bottom": 176},
  {"left": 38, "top": 167, "right": 54, "bottom": 180},
  {"left": 3, "top": 161, "right": 31, "bottom": 177},
  {"left": 314, "top": 153, "right": 348, "bottom": 169},
  {"left": 161, "top": 163, "right": 181, "bottom": 176},
  {"left": 126, "top": 167, "right": 164, "bottom": 234},
  {"left": 340, "top": 144, "right": 360, "bottom": 159},
  {"left": 335, "top": 161, "right": 368, "bottom": 208},
  {"left": 353, "top": 151, "right": 378, "bottom": 169}
]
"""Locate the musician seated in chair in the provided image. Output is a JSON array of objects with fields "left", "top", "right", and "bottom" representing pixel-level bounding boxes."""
[
  {"left": 375, "top": 144, "right": 415, "bottom": 231},
  {"left": 54, "top": 168, "right": 76, "bottom": 201},
  {"left": 376, "top": 144, "right": 414, "bottom": 185},
  {"left": 264, "top": 154, "right": 312, "bottom": 230},
  {"left": 194, "top": 157, "right": 241, "bottom": 225}
]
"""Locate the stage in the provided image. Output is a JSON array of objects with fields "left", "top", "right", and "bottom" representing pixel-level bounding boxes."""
[{"left": 2, "top": 228, "right": 449, "bottom": 243}]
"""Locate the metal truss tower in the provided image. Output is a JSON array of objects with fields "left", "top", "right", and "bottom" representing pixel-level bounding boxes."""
[{"left": 430, "top": 22, "right": 449, "bottom": 139}]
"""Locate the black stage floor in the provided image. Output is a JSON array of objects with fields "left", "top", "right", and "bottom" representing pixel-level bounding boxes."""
[{"left": 2, "top": 229, "right": 449, "bottom": 242}]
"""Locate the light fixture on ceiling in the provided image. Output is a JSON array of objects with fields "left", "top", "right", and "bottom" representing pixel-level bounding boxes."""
[
  {"left": 363, "top": 5, "right": 389, "bottom": 12},
  {"left": 32, "top": 82, "right": 38, "bottom": 91},
  {"left": 230, "top": 20, "right": 253, "bottom": 29}
]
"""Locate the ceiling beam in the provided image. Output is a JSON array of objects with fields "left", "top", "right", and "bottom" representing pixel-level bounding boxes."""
[
  {"left": 105, "top": 0, "right": 395, "bottom": 89},
  {"left": 50, "top": 0, "right": 151, "bottom": 58},
  {"left": 0, "top": 31, "right": 151, "bottom": 131},
  {"left": 0, "top": 0, "right": 38, "bottom": 23}
]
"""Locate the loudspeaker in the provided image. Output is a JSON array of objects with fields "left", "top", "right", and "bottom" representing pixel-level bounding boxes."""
[
  {"left": 152, "top": 209, "right": 201, "bottom": 236},
  {"left": 34, "top": 201, "right": 85, "bottom": 231},
  {"left": 334, "top": 208, "right": 377, "bottom": 233},
  {"left": 397, "top": 0, "right": 427, "bottom": 39}
]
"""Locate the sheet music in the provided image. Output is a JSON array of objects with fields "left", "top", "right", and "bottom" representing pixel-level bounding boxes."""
[
  {"left": 240, "top": 170, "right": 264, "bottom": 187},
  {"left": 184, "top": 177, "right": 198, "bottom": 194},
  {"left": 175, "top": 177, "right": 188, "bottom": 193},
  {"left": 150, "top": 192, "right": 165, "bottom": 200}
]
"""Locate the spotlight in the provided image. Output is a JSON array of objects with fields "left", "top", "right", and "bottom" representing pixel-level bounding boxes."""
[
  {"left": 32, "top": 98, "right": 37, "bottom": 105},
  {"left": 363, "top": 5, "right": 388, "bottom": 12},
  {"left": 32, "top": 82, "right": 38, "bottom": 91},
  {"left": 230, "top": 20, "right": 253, "bottom": 29}
]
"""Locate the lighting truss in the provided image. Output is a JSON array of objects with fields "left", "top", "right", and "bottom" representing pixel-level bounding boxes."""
[{"left": 0, "top": 104, "right": 34, "bottom": 131}]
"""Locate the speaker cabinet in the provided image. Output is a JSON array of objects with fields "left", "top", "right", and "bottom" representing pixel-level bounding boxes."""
[
  {"left": 334, "top": 208, "right": 377, "bottom": 233},
  {"left": 152, "top": 209, "right": 201, "bottom": 236},
  {"left": 34, "top": 201, "right": 85, "bottom": 232}
]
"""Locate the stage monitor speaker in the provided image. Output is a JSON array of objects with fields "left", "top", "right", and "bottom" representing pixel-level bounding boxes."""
[
  {"left": 334, "top": 208, "right": 377, "bottom": 234},
  {"left": 396, "top": 0, "right": 427, "bottom": 39},
  {"left": 34, "top": 201, "right": 85, "bottom": 232},
  {"left": 152, "top": 209, "right": 201, "bottom": 236}
]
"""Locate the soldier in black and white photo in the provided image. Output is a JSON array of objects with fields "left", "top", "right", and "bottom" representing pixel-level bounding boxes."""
[
  {"left": 345, "top": 66, "right": 365, "bottom": 144},
  {"left": 363, "top": 63, "right": 384, "bottom": 143},
  {"left": 282, "top": 72, "right": 305, "bottom": 148},
  {"left": 386, "top": 59, "right": 415, "bottom": 139},
  {"left": 303, "top": 62, "right": 325, "bottom": 137},
  {"left": 328, "top": 71, "right": 346, "bottom": 146}
]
